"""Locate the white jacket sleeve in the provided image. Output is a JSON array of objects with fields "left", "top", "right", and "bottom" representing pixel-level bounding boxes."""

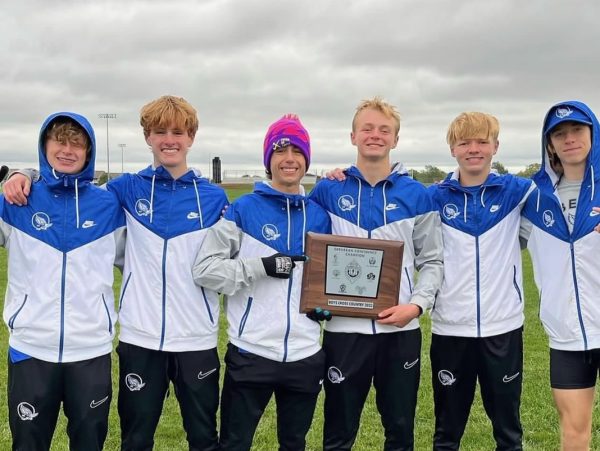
[
  {"left": 410, "top": 210, "right": 444, "bottom": 312},
  {"left": 192, "top": 218, "right": 267, "bottom": 295}
]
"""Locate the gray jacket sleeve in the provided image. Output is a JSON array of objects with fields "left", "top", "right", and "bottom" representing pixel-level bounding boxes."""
[
  {"left": 409, "top": 210, "right": 444, "bottom": 313},
  {"left": 192, "top": 218, "right": 267, "bottom": 295}
]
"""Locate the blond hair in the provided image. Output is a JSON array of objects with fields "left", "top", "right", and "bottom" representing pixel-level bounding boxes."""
[
  {"left": 140, "top": 95, "right": 199, "bottom": 138},
  {"left": 446, "top": 112, "right": 499, "bottom": 148},
  {"left": 352, "top": 96, "right": 401, "bottom": 135},
  {"left": 45, "top": 119, "right": 89, "bottom": 151}
]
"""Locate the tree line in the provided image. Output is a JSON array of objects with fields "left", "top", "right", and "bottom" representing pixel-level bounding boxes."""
[{"left": 411, "top": 163, "right": 541, "bottom": 184}]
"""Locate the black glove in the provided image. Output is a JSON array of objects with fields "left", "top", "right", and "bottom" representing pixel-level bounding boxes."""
[
  {"left": 261, "top": 253, "right": 307, "bottom": 279},
  {"left": 306, "top": 307, "right": 332, "bottom": 322},
  {"left": 0, "top": 165, "right": 9, "bottom": 183}
]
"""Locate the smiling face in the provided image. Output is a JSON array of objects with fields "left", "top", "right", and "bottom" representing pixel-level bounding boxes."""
[
  {"left": 547, "top": 121, "right": 592, "bottom": 180},
  {"left": 351, "top": 107, "right": 399, "bottom": 163},
  {"left": 45, "top": 138, "right": 88, "bottom": 174},
  {"left": 146, "top": 124, "right": 194, "bottom": 179},
  {"left": 269, "top": 145, "right": 306, "bottom": 194},
  {"left": 44, "top": 120, "right": 90, "bottom": 174},
  {"left": 451, "top": 137, "right": 498, "bottom": 183}
]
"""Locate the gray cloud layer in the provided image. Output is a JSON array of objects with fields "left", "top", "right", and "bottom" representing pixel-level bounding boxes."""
[{"left": 2, "top": 0, "right": 599, "bottom": 176}]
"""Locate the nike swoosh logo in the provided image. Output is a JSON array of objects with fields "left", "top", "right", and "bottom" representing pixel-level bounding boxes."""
[
  {"left": 198, "top": 368, "right": 217, "bottom": 380},
  {"left": 90, "top": 396, "right": 109, "bottom": 409},
  {"left": 502, "top": 372, "right": 520, "bottom": 383},
  {"left": 590, "top": 210, "right": 600, "bottom": 217},
  {"left": 403, "top": 359, "right": 419, "bottom": 370}
]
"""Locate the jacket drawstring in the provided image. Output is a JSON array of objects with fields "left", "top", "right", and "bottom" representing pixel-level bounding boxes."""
[
  {"left": 150, "top": 174, "right": 156, "bottom": 223},
  {"left": 590, "top": 165, "right": 595, "bottom": 201},
  {"left": 75, "top": 178, "right": 80, "bottom": 228},
  {"left": 356, "top": 178, "right": 362, "bottom": 227},
  {"left": 301, "top": 199, "right": 307, "bottom": 253},
  {"left": 286, "top": 198, "right": 291, "bottom": 251},
  {"left": 535, "top": 189, "right": 541, "bottom": 212},
  {"left": 480, "top": 187, "right": 487, "bottom": 208},
  {"left": 463, "top": 192, "right": 468, "bottom": 222},
  {"left": 192, "top": 179, "right": 204, "bottom": 228},
  {"left": 382, "top": 181, "right": 389, "bottom": 226}
]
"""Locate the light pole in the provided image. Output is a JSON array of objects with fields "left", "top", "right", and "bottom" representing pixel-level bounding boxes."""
[
  {"left": 118, "top": 143, "right": 126, "bottom": 174},
  {"left": 98, "top": 113, "right": 117, "bottom": 180}
]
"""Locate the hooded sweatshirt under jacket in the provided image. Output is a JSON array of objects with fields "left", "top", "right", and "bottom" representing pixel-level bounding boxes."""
[
  {"left": 308, "top": 164, "right": 444, "bottom": 334},
  {"left": 522, "top": 100, "right": 600, "bottom": 352},
  {"left": 430, "top": 171, "right": 535, "bottom": 337},
  {"left": 193, "top": 182, "right": 331, "bottom": 362},
  {"left": 108, "top": 166, "right": 228, "bottom": 352},
  {"left": 1, "top": 112, "right": 125, "bottom": 363}
]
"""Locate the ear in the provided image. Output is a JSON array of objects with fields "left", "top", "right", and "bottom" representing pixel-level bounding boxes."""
[
  {"left": 391, "top": 134, "right": 399, "bottom": 149},
  {"left": 493, "top": 140, "right": 499, "bottom": 154},
  {"left": 350, "top": 131, "right": 356, "bottom": 146}
]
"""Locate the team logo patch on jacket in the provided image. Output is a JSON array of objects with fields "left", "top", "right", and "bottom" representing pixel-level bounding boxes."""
[
  {"left": 543, "top": 210, "right": 555, "bottom": 227},
  {"left": 17, "top": 402, "right": 38, "bottom": 421},
  {"left": 125, "top": 373, "right": 146, "bottom": 391},
  {"left": 262, "top": 224, "right": 280, "bottom": 241},
  {"left": 442, "top": 204, "right": 460, "bottom": 220},
  {"left": 135, "top": 199, "right": 152, "bottom": 217},
  {"left": 338, "top": 195, "right": 356, "bottom": 212},
  {"left": 31, "top": 212, "right": 52, "bottom": 231}
]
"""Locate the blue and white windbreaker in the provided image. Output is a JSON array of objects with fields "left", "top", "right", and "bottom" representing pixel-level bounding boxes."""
[
  {"left": 309, "top": 164, "right": 443, "bottom": 334},
  {"left": 523, "top": 100, "right": 600, "bottom": 351},
  {"left": 193, "top": 182, "right": 331, "bottom": 362},
  {"left": 109, "top": 166, "right": 228, "bottom": 352},
  {"left": 1, "top": 112, "right": 125, "bottom": 363},
  {"left": 430, "top": 171, "right": 534, "bottom": 337}
]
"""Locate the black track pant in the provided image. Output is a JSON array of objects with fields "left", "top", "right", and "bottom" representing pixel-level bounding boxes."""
[
  {"left": 117, "top": 342, "right": 220, "bottom": 451},
  {"left": 8, "top": 353, "right": 111, "bottom": 451},
  {"left": 322, "top": 329, "right": 422, "bottom": 451},
  {"left": 219, "top": 343, "right": 325, "bottom": 451},
  {"left": 430, "top": 328, "right": 523, "bottom": 451}
]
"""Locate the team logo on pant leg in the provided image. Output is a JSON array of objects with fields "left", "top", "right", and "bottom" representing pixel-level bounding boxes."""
[
  {"left": 125, "top": 373, "right": 146, "bottom": 391},
  {"left": 327, "top": 366, "right": 346, "bottom": 383},
  {"left": 438, "top": 370, "right": 456, "bottom": 386},
  {"left": 17, "top": 402, "right": 38, "bottom": 421}
]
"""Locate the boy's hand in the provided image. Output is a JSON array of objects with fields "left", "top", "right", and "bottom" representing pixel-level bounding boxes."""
[
  {"left": 3, "top": 173, "right": 31, "bottom": 206},
  {"left": 261, "top": 253, "right": 307, "bottom": 279},
  {"left": 376, "top": 304, "right": 421, "bottom": 328},
  {"left": 326, "top": 168, "right": 347, "bottom": 181}
]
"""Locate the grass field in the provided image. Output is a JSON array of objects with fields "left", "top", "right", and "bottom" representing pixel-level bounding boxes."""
[{"left": 0, "top": 183, "right": 599, "bottom": 450}]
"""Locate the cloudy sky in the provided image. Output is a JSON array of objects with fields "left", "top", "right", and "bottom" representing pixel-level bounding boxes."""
[{"left": 2, "top": 0, "right": 598, "bottom": 178}]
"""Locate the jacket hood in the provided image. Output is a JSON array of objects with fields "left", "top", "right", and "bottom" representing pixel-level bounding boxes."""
[
  {"left": 345, "top": 162, "right": 409, "bottom": 184},
  {"left": 138, "top": 164, "right": 205, "bottom": 183},
  {"left": 253, "top": 180, "right": 306, "bottom": 202},
  {"left": 534, "top": 100, "right": 600, "bottom": 190},
  {"left": 38, "top": 112, "right": 96, "bottom": 190}
]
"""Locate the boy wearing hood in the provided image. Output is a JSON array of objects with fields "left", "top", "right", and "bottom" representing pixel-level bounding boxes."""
[
  {"left": 1, "top": 113, "right": 125, "bottom": 450},
  {"left": 193, "top": 115, "right": 331, "bottom": 450},
  {"left": 429, "top": 112, "right": 534, "bottom": 450},
  {"left": 4, "top": 96, "right": 229, "bottom": 450},
  {"left": 309, "top": 97, "right": 444, "bottom": 450},
  {"left": 522, "top": 101, "right": 600, "bottom": 450}
]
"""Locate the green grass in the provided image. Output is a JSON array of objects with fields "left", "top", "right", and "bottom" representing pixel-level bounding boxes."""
[{"left": 1, "top": 184, "right": 599, "bottom": 450}]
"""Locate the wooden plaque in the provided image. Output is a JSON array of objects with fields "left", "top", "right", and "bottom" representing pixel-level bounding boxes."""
[{"left": 300, "top": 232, "right": 404, "bottom": 319}]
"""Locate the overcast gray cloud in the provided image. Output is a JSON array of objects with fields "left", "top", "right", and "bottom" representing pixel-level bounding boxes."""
[{"left": 1, "top": 0, "right": 599, "bottom": 177}]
